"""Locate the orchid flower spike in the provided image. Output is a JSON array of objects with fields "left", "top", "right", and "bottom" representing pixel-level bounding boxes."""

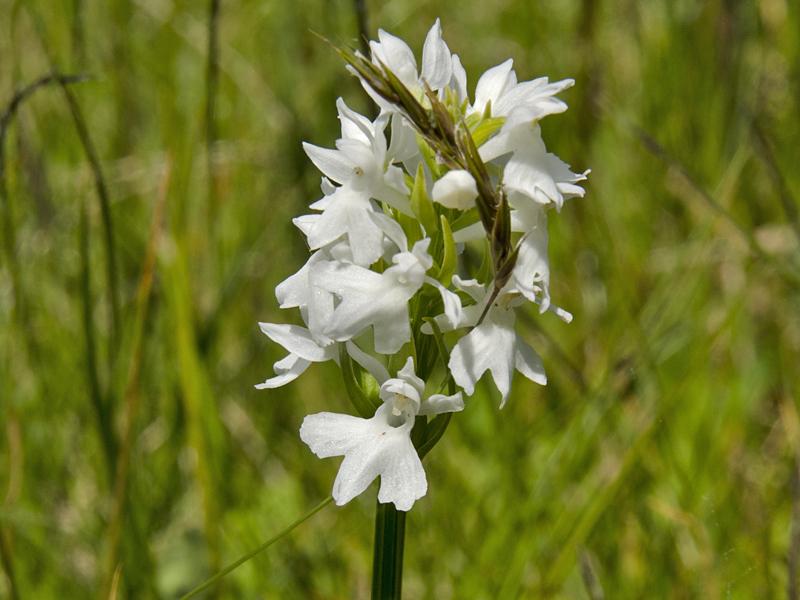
[{"left": 258, "top": 19, "right": 589, "bottom": 510}]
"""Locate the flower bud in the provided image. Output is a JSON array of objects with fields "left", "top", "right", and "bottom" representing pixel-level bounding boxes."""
[{"left": 431, "top": 169, "right": 478, "bottom": 210}]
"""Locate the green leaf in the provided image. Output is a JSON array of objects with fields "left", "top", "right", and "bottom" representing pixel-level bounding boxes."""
[
  {"left": 410, "top": 163, "right": 438, "bottom": 235},
  {"left": 436, "top": 215, "right": 456, "bottom": 285},
  {"left": 451, "top": 207, "right": 482, "bottom": 231},
  {"left": 417, "top": 413, "right": 452, "bottom": 459},
  {"left": 477, "top": 239, "right": 493, "bottom": 283},
  {"left": 464, "top": 111, "right": 482, "bottom": 130},
  {"left": 416, "top": 134, "right": 441, "bottom": 179},
  {"left": 339, "top": 345, "right": 381, "bottom": 418},
  {"left": 470, "top": 116, "right": 505, "bottom": 147},
  {"left": 396, "top": 210, "right": 424, "bottom": 248}
]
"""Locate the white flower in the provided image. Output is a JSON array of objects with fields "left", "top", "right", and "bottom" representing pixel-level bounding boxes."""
[
  {"left": 450, "top": 202, "right": 568, "bottom": 317},
  {"left": 256, "top": 323, "right": 337, "bottom": 389},
  {"left": 470, "top": 59, "right": 574, "bottom": 122},
  {"left": 426, "top": 277, "right": 548, "bottom": 406},
  {"left": 369, "top": 19, "right": 453, "bottom": 93},
  {"left": 359, "top": 19, "right": 458, "bottom": 115},
  {"left": 299, "top": 357, "right": 463, "bottom": 510},
  {"left": 302, "top": 99, "right": 410, "bottom": 214},
  {"left": 311, "top": 239, "right": 433, "bottom": 354},
  {"left": 431, "top": 169, "right": 478, "bottom": 210},
  {"left": 302, "top": 183, "right": 389, "bottom": 267},
  {"left": 481, "top": 122, "right": 588, "bottom": 211}
]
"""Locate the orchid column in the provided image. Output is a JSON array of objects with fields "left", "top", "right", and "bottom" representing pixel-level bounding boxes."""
[{"left": 258, "top": 20, "right": 588, "bottom": 598}]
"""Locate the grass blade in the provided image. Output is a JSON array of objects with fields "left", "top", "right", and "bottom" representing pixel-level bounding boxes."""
[{"left": 179, "top": 497, "right": 333, "bottom": 600}]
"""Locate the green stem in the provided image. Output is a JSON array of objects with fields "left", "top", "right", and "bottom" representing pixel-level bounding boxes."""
[{"left": 371, "top": 501, "right": 406, "bottom": 600}]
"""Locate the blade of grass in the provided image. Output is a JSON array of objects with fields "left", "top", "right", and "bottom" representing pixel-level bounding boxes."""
[
  {"left": 162, "top": 230, "right": 227, "bottom": 587},
  {"left": 179, "top": 496, "right": 333, "bottom": 600},
  {"left": 0, "top": 526, "right": 19, "bottom": 600},
  {"left": 0, "top": 73, "right": 88, "bottom": 365},
  {"left": 205, "top": 0, "right": 221, "bottom": 237},
  {"left": 0, "top": 72, "right": 89, "bottom": 600},
  {"left": 750, "top": 119, "right": 800, "bottom": 247},
  {"left": 102, "top": 161, "right": 170, "bottom": 597},
  {"left": 27, "top": 6, "right": 122, "bottom": 352},
  {"left": 79, "top": 198, "right": 117, "bottom": 480}
]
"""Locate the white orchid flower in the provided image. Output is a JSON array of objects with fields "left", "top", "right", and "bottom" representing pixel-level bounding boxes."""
[
  {"left": 311, "top": 239, "right": 433, "bottom": 354},
  {"left": 451, "top": 201, "right": 563, "bottom": 315},
  {"left": 303, "top": 99, "right": 410, "bottom": 214},
  {"left": 299, "top": 357, "right": 463, "bottom": 511},
  {"left": 361, "top": 19, "right": 455, "bottom": 112},
  {"left": 470, "top": 58, "right": 574, "bottom": 122},
  {"left": 303, "top": 183, "right": 389, "bottom": 266},
  {"left": 310, "top": 211, "right": 464, "bottom": 353},
  {"left": 480, "top": 122, "right": 588, "bottom": 212},
  {"left": 424, "top": 277, "right": 548, "bottom": 407}
]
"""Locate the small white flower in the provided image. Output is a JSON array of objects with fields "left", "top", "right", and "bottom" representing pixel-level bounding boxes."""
[
  {"left": 360, "top": 19, "right": 457, "bottom": 115},
  {"left": 369, "top": 19, "right": 452, "bottom": 92},
  {"left": 303, "top": 183, "right": 388, "bottom": 266},
  {"left": 470, "top": 59, "right": 574, "bottom": 122},
  {"left": 431, "top": 169, "right": 478, "bottom": 210},
  {"left": 427, "top": 277, "right": 548, "bottom": 406},
  {"left": 481, "top": 122, "right": 588, "bottom": 211},
  {"left": 303, "top": 99, "right": 410, "bottom": 214},
  {"left": 299, "top": 357, "right": 463, "bottom": 511},
  {"left": 312, "top": 239, "right": 433, "bottom": 354}
]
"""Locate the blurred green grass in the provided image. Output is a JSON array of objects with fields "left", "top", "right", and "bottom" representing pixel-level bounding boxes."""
[{"left": 1, "top": 0, "right": 799, "bottom": 598}]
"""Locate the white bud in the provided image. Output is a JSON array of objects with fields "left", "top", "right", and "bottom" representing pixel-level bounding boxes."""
[{"left": 431, "top": 169, "right": 478, "bottom": 210}]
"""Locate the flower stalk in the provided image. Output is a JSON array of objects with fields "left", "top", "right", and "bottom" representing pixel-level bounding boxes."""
[{"left": 371, "top": 501, "right": 406, "bottom": 600}]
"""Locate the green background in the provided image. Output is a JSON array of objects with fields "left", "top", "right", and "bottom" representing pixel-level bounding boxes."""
[{"left": 1, "top": 0, "right": 799, "bottom": 597}]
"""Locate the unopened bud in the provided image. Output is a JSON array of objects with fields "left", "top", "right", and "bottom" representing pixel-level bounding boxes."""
[{"left": 432, "top": 170, "right": 478, "bottom": 210}]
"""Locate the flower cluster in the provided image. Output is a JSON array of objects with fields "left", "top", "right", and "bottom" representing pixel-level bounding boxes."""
[{"left": 258, "top": 20, "right": 588, "bottom": 511}]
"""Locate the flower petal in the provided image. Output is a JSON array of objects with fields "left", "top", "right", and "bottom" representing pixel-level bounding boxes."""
[
  {"left": 421, "top": 19, "right": 452, "bottom": 90},
  {"left": 449, "top": 315, "right": 515, "bottom": 402},
  {"left": 494, "top": 77, "right": 574, "bottom": 120},
  {"left": 346, "top": 340, "right": 390, "bottom": 384},
  {"left": 510, "top": 209, "right": 550, "bottom": 307},
  {"left": 258, "top": 323, "right": 334, "bottom": 362},
  {"left": 474, "top": 58, "right": 515, "bottom": 115},
  {"left": 306, "top": 187, "right": 385, "bottom": 266},
  {"left": 424, "top": 277, "right": 463, "bottom": 330},
  {"left": 372, "top": 30, "right": 418, "bottom": 88},
  {"left": 388, "top": 114, "right": 419, "bottom": 163},
  {"left": 255, "top": 354, "right": 311, "bottom": 389},
  {"left": 372, "top": 312, "right": 412, "bottom": 354},
  {"left": 336, "top": 97, "right": 374, "bottom": 144},
  {"left": 376, "top": 433, "right": 427, "bottom": 511},
  {"left": 395, "top": 357, "right": 425, "bottom": 396},
  {"left": 450, "top": 54, "right": 468, "bottom": 102},
  {"left": 300, "top": 411, "right": 375, "bottom": 458},
  {"left": 329, "top": 406, "right": 417, "bottom": 506},
  {"left": 420, "top": 391, "right": 464, "bottom": 415},
  {"left": 302, "top": 142, "right": 354, "bottom": 183},
  {"left": 515, "top": 339, "right": 547, "bottom": 392}
]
